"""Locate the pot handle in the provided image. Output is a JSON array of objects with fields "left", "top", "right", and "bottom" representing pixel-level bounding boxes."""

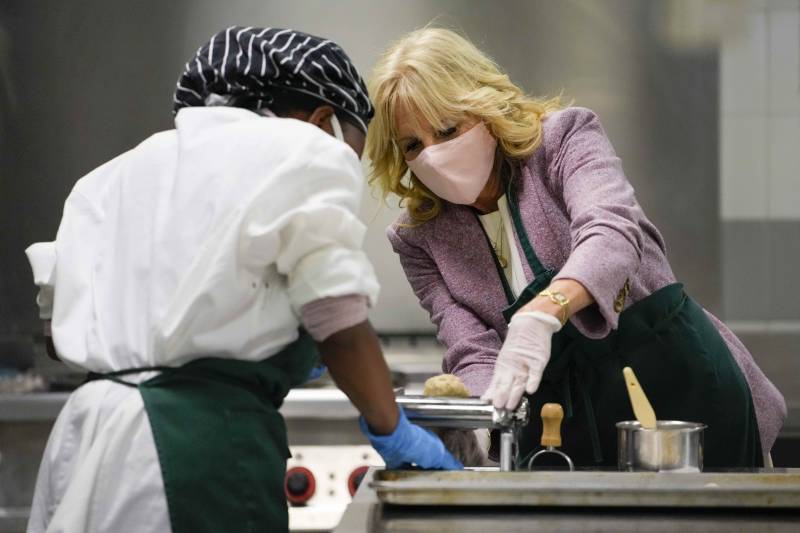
[{"left": 540, "top": 403, "right": 564, "bottom": 447}]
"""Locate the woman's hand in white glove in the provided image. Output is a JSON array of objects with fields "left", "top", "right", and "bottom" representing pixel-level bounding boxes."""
[{"left": 481, "top": 311, "right": 562, "bottom": 410}]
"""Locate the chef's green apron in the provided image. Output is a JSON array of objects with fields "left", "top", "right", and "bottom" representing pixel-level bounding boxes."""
[
  {"left": 481, "top": 183, "right": 761, "bottom": 468},
  {"left": 86, "top": 331, "right": 317, "bottom": 533}
]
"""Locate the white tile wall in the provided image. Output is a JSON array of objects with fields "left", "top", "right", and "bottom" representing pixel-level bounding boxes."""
[
  {"left": 720, "top": 9, "right": 768, "bottom": 115},
  {"left": 721, "top": 115, "right": 770, "bottom": 219},
  {"left": 721, "top": 1, "right": 800, "bottom": 220},
  {"left": 768, "top": 7, "right": 800, "bottom": 115},
  {"left": 744, "top": 0, "right": 800, "bottom": 12},
  {"left": 763, "top": 0, "right": 800, "bottom": 10},
  {"left": 768, "top": 116, "right": 800, "bottom": 219}
]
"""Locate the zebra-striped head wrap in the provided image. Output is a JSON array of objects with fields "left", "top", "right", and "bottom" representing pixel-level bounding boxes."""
[{"left": 174, "top": 26, "right": 373, "bottom": 133}]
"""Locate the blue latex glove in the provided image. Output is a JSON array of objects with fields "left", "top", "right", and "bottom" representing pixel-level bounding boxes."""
[
  {"left": 305, "top": 364, "right": 327, "bottom": 382},
  {"left": 359, "top": 408, "right": 463, "bottom": 470}
]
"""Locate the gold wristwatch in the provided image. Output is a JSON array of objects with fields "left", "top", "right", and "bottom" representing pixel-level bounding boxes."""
[{"left": 537, "top": 289, "right": 570, "bottom": 326}]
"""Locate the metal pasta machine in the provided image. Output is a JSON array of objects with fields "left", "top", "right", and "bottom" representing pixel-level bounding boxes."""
[{"left": 395, "top": 395, "right": 530, "bottom": 471}]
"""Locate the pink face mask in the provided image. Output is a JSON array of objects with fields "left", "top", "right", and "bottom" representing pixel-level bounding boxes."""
[{"left": 406, "top": 122, "right": 498, "bottom": 205}]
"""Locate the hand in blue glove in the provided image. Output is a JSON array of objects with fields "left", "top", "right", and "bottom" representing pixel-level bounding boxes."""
[
  {"left": 305, "top": 364, "right": 327, "bottom": 382},
  {"left": 359, "top": 408, "right": 463, "bottom": 470}
]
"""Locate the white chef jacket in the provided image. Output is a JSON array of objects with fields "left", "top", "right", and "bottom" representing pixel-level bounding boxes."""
[
  {"left": 25, "top": 107, "right": 380, "bottom": 533},
  {"left": 26, "top": 106, "right": 380, "bottom": 373}
]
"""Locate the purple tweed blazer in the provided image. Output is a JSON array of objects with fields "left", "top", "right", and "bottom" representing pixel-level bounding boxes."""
[{"left": 387, "top": 107, "right": 787, "bottom": 453}]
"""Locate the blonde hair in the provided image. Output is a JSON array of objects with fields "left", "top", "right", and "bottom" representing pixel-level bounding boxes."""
[{"left": 366, "top": 27, "right": 563, "bottom": 223}]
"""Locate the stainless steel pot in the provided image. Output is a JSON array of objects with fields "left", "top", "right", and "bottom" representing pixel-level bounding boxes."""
[{"left": 617, "top": 420, "right": 706, "bottom": 472}]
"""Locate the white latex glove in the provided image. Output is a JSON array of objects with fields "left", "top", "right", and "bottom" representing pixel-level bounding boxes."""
[{"left": 481, "top": 311, "right": 562, "bottom": 410}]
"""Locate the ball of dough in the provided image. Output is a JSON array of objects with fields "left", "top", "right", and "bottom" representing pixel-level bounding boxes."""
[{"left": 423, "top": 374, "right": 470, "bottom": 398}]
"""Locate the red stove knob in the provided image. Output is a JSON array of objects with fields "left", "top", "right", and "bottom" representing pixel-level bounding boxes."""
[
  {"left": 285, "top": 466, "right": 315, "bottom": 506},
  {"left": 347, "top": 466, "right": 370, "bottom": 496}
]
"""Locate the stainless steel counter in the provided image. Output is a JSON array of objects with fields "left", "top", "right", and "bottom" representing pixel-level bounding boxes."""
[
  {"left": 0, "top": 392, "right": 70, "bottom": 422},
  {"left": 336, "top": 468, "right": 800, "bottom": 532},
  {"left": 0, "top": 388, "right": 359, "bottom": 420}
]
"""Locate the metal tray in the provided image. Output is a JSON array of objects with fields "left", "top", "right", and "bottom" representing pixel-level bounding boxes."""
[{"left": 369, "top": 469, "right": 800, "bottom": 509}]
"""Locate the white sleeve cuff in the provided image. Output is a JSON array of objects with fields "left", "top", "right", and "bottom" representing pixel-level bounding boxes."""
[
  {"left": 288, "top": 247, "right": 380, "bottom": 312},
  {"left": 25, "top": 242, "right": 57, "bottom": 320}
]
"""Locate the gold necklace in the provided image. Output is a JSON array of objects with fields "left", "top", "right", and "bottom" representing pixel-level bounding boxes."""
[{"left": 491, "top": 217, "right": 508, "bottom": 269}]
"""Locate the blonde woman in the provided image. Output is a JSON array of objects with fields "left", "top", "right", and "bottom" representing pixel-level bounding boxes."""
[{"left": 366, "top": 28, "right": 785, "bottom": 467}]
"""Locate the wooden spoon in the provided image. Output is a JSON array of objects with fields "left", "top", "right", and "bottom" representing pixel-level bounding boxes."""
[{"left": 622, "top": 366, "right": 657, "bottom": 430}]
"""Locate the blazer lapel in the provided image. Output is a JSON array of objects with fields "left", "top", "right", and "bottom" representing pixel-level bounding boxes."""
[{"left": 432, "top": 204, "right": 510, "bottom": 334}]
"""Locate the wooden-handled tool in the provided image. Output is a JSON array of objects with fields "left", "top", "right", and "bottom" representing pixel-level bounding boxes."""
[
  {"left": 540, "top": 403, "right": 564, "bottom": 447},
  {"left": 527, "top": 403, "right": 574, "bottom": 471},
  {"left": 623, "top": 366, "right": 657, "bottom": 429}
]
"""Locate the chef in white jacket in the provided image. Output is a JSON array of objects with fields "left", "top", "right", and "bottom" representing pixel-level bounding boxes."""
[{"left": 25, "top": 26, "right": 460, "bottom": 533}]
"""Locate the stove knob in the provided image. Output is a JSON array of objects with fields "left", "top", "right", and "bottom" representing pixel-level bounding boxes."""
[
  {"left": 285, "top": 466, "right": 315, "bottom": 506},
  {"left": 347, "top": 466, "right": 370, "bottom": 496}
]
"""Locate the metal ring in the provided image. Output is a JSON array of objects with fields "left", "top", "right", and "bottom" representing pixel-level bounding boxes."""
[{"left": 527, "top": 447, "right": 575, "bottom": 472}]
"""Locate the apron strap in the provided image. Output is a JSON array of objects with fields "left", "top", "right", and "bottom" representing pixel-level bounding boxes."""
[
  {"left": 85, "top": 366, "right": 174, "bottom": 388},
  {"left": 506, "top": 177, "right": 550, "bottom": 278}
]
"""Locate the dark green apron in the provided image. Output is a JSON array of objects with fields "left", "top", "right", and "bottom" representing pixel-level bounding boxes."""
[
  {"left": 86, "top": 332, "right": 317, "bottom": 533},
  {"left": 480, "top": 183, "right": 761, "bottom": 468}
]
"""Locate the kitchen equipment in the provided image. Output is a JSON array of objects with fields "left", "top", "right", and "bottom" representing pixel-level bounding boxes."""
[
  {"left": 619, "top": 366, "right": 705, "bottom": 472},
  {"left": 622, "top": 366, "right": 656, "bottom": 429},
  {"left": 526, "top": 403, "right": 574, "bottom": 471},
  {"left": 285, "top": 445, "right": 383, "bottom": 531},
  {"left": 395, "top": 395, "right": 529, "bottom": 471},
  {"left": 346, "top": 468, "right": 800, "bottom": 532},
  {"left": 616, "top": 420, "right": 706, "bottom": 472},
  {"left": 368, "top": 469, "right": 800, "bottom": 508}
]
